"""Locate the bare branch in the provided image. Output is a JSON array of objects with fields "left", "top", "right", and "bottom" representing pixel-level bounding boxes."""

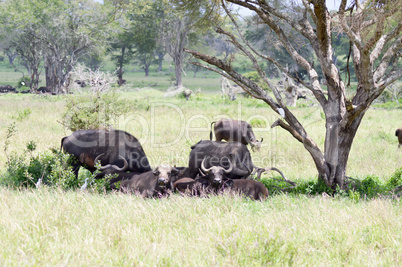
[
  {"left": 185, "top": 48, "right": 280, "bottom": 110},
  {"left": 188, "top": 61, "right": 263, "bottom": 99},
  {"left": 378, "top": 68, "right": 402, "bottom": 91},
  {"left": 338, "top": 1, "right": 364, "bottom": 51},
  {"left": 371, "top": 21, "right": 402, "bottom": 65},
  {"left": 374, "top": 35, "right": 402, "bottom": 83}
]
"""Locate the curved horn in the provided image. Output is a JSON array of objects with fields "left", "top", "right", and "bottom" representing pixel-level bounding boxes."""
[
  {"left": 231, "top": 167, "right": 250, "bottom": 177},
  {"left": 99, "top": 156, "right": 128, "bottom": 171},
  {"left": 227, "top": 154, "right": 249, "bottom": 176},
  {"left": 201, "top": 157, "right": 213, "bottom": 173},
  {"left": 260, "top": 137, "right": 263, "bottom": 143},
  {"left": 223, "top": 156, "right": 234, "bottom": 173},
  {"left": 94, "top": 153, "right": 105, "bottom": 166}
]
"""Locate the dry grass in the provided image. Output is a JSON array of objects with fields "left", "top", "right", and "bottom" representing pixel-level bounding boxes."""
[
  {"left": 0, "top": 89, "right": 401, "bottom": 265},
  {"left": 0, "top": 90, "right": 400, "bottom": 180},
  {"left": 0, "top": 188, "right": 401, "bottom": 265}
]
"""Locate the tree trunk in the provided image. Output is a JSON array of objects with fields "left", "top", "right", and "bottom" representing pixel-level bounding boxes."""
[
  {"left": 174, "top": 54, "right": 183, "bottom": 87},
  {"left": 157, "top": 51, "right": 164, "bottom": 72},
  {"left": 144, "top": 64, "right": 150, "bottom": 77},
  {"left": 117, "top": 47, "right": 125, "bottom": 86}
]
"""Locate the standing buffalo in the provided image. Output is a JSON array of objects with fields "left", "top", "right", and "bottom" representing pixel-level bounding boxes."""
[
  {"left": 396, "top": 127, "right": 402, "bottom": 148},
  {"left": 188, "top": 140, "right": 253, "bottom": 180},
  {"left": 210, "top": 119, "right": 263, "bottom": 151},
  {"left": 120, "top": 165, "right": 179, "bottom": 197},
  {"left": 61, "top": 130, "right": 151, "bottom": 177}
]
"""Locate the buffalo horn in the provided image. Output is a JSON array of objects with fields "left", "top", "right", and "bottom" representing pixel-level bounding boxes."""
[
  {"left": 223, "top": 156, "right": 234, "bottom": 173},
  {"left": 95, "top": 154, "right": 128, "bottom": 171},
  {"left": 201, "top": 157, "right": 214, "bottom": 173}
]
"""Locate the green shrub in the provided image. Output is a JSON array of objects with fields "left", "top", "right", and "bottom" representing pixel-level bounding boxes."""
[
  {"left": 0, "top": 142, "right": 75, "bottom": 189},
  {"left": 243, "top": 71, "right": 261, "bottom": 83},
  {"left": 386, "top": 167, "right": 402, "bottom": 189},
  {"left": 60, "top": 89, "right": 130, "bottom": 131},
  {"left": 17, "top": 77, "right": 31, "bottom": 89}
]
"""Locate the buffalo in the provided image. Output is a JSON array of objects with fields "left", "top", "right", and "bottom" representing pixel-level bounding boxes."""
[
  {"left": 120, "top": 165, "right": 179, "bottom": 197},
  {"left": 210, "top": 119, "right": 263, "bottom": 151},
  {"left": 188, "top": 140, "right": 253, "bottom": 180},
  {"left": 61, "top": 130, "right": 151, "bottom": 178},
  {"left": 174, "top": 175, "right": 268, "bottom": 201},
  {"left": 397, "top": 127, "right": 402, "bottom": 148}
]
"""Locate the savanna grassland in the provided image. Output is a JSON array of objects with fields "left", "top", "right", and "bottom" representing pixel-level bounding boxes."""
[{"left": 0, "top": 79, "right": 401, "bottom": 265}]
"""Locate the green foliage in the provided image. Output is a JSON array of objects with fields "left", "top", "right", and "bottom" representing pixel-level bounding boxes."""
[
  {"left": 295, "top": 179, "right": 334, "bottom": 196},
  {"left": 60, "top": 90, "right": 130, "bottom": 132},
  {"left": 0, "top": 141, "right": 76, "bottom": 189},
  {"left": 386, "top": 167, "right": 402, "bottom": 189},
  {"left": 16, "top": 77, "right": 31, "bottom": 89},
  {"left": 0, "top": 142, "right": 113, "bottom": 192},
  {"left": 12, "top": 108, "right": 31, "bottom": 121},
  {"left": 242, "top": 71, "right": 261, "bottom": 83}
]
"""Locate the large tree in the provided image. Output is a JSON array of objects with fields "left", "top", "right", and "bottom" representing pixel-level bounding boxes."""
[{"left": 185, "top": 0, "right": 402, "bottom": 188}]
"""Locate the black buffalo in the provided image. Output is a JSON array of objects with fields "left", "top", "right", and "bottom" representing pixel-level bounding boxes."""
[
  {"left": 210, "top": 119, "right": 263, "bottom": 151},
  {"left": 61, "top": 130, "right": 151, "bottom": 177},
  {"left": 188, "top": 140, "right": 253, "bottom": 181},
  {"left": 120, "top": 165, "right": 179, "bottom": 197},
  {"left": 174, "top": 176, "right": 268, "bottom": 201},
  {"left": 396, "top": 127, "right": 402, "bottom": 148}
]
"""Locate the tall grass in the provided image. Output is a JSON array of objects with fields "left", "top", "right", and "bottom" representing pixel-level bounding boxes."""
[
  {"left": 0, "top": 86, "right": 401, "bottom": 265},
  {"left": 0, "top": 188, "right": 400, "bottom": 265},
  {"left": 1, "top": 90, "right": 400, "bottom": 181}
]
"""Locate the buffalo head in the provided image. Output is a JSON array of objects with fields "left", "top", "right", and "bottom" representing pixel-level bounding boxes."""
[
  {"left": 250, "top": 137, "right": 263, "bottom": 152},
  {"left": 152, "top": 164, "right": 179, "bottom": 188}
]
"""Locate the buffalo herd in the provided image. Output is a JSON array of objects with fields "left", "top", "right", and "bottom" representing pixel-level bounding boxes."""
[
  {"left": 60, "top": 122, "right": 402, "bottom": 200},
  {"left": 61, "top": 119, "right": 281, "bottom": 201}
]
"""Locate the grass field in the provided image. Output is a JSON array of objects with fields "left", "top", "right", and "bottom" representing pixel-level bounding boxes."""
[
  {"left": 0, "top": 188, "right": 401, "bottom": 266},
  {"left": 0, "top": 68, "right": 401, "bottom": 265}
]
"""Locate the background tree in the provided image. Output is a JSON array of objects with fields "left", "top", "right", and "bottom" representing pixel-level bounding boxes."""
[
  {"left": 130, "top": 0, "right": 165, "bottom": 77},
  {"left": 0, "top": 0, "right": 123, "bottom": 94},
  {"left": 185, "top": 0, "right": 402, "bottom": 188},
  {"left": 162, "top": 0, "right": 222, "bottom": 88},
  {"left": 109, "top": 27, "right": 135, "bottom": 85}
]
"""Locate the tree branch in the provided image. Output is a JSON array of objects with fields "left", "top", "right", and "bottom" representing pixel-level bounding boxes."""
[
  {"left": 374, "top": 35, "right": 402, "bottom": 83},
  {"left": 370, "top": 21, "right": 402, "bottom": 65}
]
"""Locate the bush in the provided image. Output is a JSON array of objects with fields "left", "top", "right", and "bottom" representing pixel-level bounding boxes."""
[
  {"left": 60, "top": 90, "right": 130, "bottom": 132},
  {"left": 0, "top": 141, "right": 112, "bottom": 192},
  {"left": 386, "top": 167, "right": 402, "bottom": 189},
  {"left": 16, "top": 77, "right": 31, "bottom": 89},
  {"left": 0, "top": 144, "right": 76, "bottom": 189}
]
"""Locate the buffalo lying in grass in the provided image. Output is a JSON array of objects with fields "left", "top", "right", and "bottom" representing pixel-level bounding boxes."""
[{"left": 120, "top": 165, "right": 179, "bottom": 197}]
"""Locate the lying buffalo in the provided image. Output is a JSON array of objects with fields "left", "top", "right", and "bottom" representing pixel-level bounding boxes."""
[
  {"left": 120, "top": 165, "right": 179, "bottom": 197},
  {"left": 188, "top": 140, "right": 253, "bottom": 180},
  {"left": 174, "top": 176, "right": 268, "bottom": 201},
  {"left": 61, "top": 130, "right": 151, "bottom": 177},
  {"left": 210, "top": 119, "right": 263, "bottom": 151}
]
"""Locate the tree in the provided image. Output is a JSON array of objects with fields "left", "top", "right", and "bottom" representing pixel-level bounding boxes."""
[
  {"left": 109, "top": 28, "right": 135, "bottom": 85},
  {"left": 162, "top": 0, "right": 222, "bottom": 88},
  {"left": 185, "top": 0, "right": 402, "bottom": 188},
  {"left": 130, "top": 0, "right": 165, "bottom": 77},
  {"left": 0, "top": 0, "right": 122, "bottom": 94},
  {"left": 40, "top": 0, "right": 120, "bottom": 94}
]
